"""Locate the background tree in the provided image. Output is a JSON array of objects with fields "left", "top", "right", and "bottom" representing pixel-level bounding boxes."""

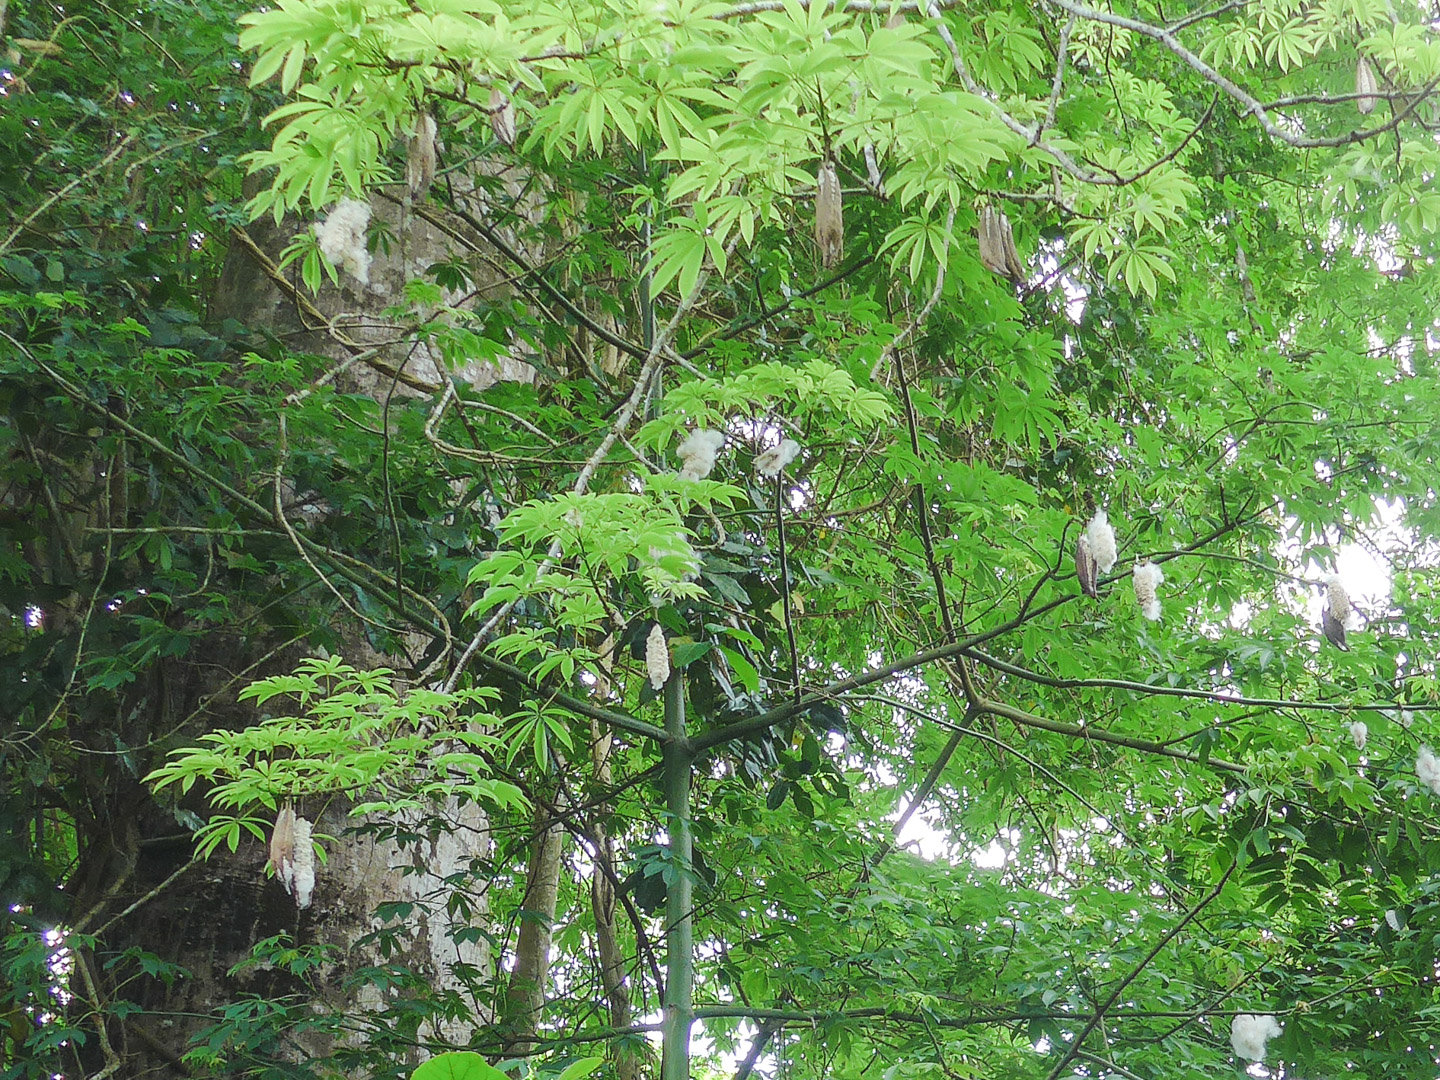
[{"left": 7, "top": 0, "right": 1440, "bottom": 1078}]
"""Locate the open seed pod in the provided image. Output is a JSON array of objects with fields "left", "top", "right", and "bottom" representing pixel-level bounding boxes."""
[
  {"left": 405, "top": 112, "right": 438, "bottom": 197},
  {"left": 815, "top": 158, "right": 844, "bottom": 269},
  {"left": 269, "top": 806, "right": 296, "bottom": 892},
  {"left": 490, "top": 87, "right": 517, "bottom": 147}
]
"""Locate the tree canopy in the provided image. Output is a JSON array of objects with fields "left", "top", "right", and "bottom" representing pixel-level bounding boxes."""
[{"left": 7, "top": 0, "right": 1440, "bottom": 1076}]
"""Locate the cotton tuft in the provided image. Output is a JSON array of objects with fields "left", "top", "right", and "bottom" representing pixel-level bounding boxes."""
[
  {"left": 291, "top": 816, "right": 315, "bottom": 909},
  {"left": 677, "top": 429, "right": 725, "bottom": 481},
  {"left": 1417, "top": 746, "right": 1440, "bottom": 795},
  {"left": 1084, "top": 510, "right": 1117, "bottom": 574},
  {"left": 1132, "top": 561, "right": 1163, "bottom": 621},
  {"left": 755, "top": 438, "right": 801, "bottom": 479},
  {"left": 645, "top": 623, "right": 670, "bottom": 690},
  {"left": 1349, "top": 720, "right": 1367, "bottom": 751},
  {"left": 314, "top": 199, "right": 372, "bottom": 285},
  {"left": 1229, "top": 1014, "right": 1281, "bottom": 1062}
]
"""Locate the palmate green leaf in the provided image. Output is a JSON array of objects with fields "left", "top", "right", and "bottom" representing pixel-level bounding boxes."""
[
  {"left": 1109, "top": 243, "right": 1178, "bottom": 298},
  {"left": 412, "top": 1052, "right": 512, "bottom": 1080},
  {"left": 27, "top": 0, "right": 1440, "bottom": 1076},
  {"left": 648, "top": 218, "right": 710, "bottom": 299}
]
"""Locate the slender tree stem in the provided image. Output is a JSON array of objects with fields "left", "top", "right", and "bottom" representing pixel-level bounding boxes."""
[{"left": 661, "top": 673, "right": 694, "bottom": 1080}]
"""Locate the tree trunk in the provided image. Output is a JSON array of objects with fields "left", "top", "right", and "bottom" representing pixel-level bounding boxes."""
[
  {"left": 501, "top": 803, "right": 565, "bottom": 1053},
  {"left": 54, "top": 190, "right": 539, "bottom": 1073},
  {"left": 589, "top": 721, "right": 639, "bottom": 1080}
]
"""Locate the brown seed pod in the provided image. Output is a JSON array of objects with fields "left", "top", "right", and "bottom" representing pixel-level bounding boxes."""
[
  {"left": 1356, "top": 55, "right": 1378, "bottom": 115},
  {"left": 1076, "top": 534, "right": 1099, "bottom": 599},
  {"left": 977, "top": 206, "right": 1006, "bottom": 276},
  {"left": 406, "top": 112, "right": 438, "bottom": 198},
  {"left": 269, "top": 806, "right": 296, "bottom": 891},
  {"left": 490, "top": 87, "right": 517, "bottom": 148},
  {"left": 815, "top": 158, "right": 844, "bottom": 269},
  {"left": 1323, "top": 574, "right": 1351, "bottom": 650},
  {"left": 978, "top": 205, "right": 1025, "bottom": 282}
]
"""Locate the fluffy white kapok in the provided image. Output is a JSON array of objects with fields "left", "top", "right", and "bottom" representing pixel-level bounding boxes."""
[
  {"left": 1084, "top": 510, "right": 1117, "bottom": 574},
  {"left": 1417, "top": 746, "right": 1440, "bottom": 795},
  {"left": 1349, "top": 720, "right": 1368, "bottom": 752},
  {"left": 646, "top": 623, "right": 670, "bottom": 690},
  {"left": 1326, "top": 573, "right": 1351, "bottom": 624},
  {"left": 1229, "top": 1014, "right": 1281, "bottom": 1062},
  {"left": 314, "top": 198, "right": 372, "bottom": 285},
  {"left": 1132, "top": 561, "right": 1163, "bottom": 621},
  {"left": 677, "top": 429, "right": 725, "bottom": 481},
  {"left": 755, "top": 438, "right": 801, "bottom": 479},
  {"left": 291, "top": 816, "right": 315, "bottom": 910}
]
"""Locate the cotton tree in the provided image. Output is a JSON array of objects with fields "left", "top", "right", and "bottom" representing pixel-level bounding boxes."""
[{"left": 6, "top": 0, "right": 1440, "bottom": 1077}]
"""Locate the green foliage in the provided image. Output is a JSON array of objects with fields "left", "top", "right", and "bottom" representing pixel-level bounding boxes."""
[
  {"left": 13, "top": 0, "right": 1440, "bottom": 1076},
  {"left": 148, "top": 658, "right": 527, "bottom": 829},
  {"left": 411, "top": 1051, "right": 601, "bottom": 1080}
]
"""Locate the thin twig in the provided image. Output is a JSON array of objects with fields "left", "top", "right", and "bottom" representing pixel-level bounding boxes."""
[
  {"left": 870, "top": 206, "right": 956, "bottom": 382},
  {"left": 84, "top": 857, "right": 200, "bottom": 937},
  {"left": 1042, "top": 859, "right": 1237, "bottom": 1080}
]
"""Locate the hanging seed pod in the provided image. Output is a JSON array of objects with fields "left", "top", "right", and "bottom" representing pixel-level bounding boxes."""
[
  {"left": 977, "top": 206, "right": 1007, "bottom": 276},
  {"left": 490, "top": 87, "right": 517, "bottom": 148},
  {"left": 1322, "top": 574, "right": 1351, "bottom": 650},
  {"left": 1234, "top": 243, "right": 1257, "bottom": 303},
  {"left": 290, "top": 816, "right": 315, "bottom": 909},
  {"left": 815, "top": 158, "right": 844, "bottom": 269},
  {"left": 997, "top": 209, "right": 1025, "bottom": 281},
  {"left": 406, "top": 112, "right": 438, "bottom": 198},
  {"left": 645, "top": 622, "right": 670, "bottom": 690},
  {"left": 978, "top": 206, "right": 1025, "bottom": 282},
  {"left": 269, "top": 806, "right": 296, "bottom": 893},
  {"left": 1356, "top": 55, "right": 1378, "bottom": 115},
  {"left": 863, "top": 143, "right": 887, "bottom": 198},
  {"left": 1075, "top": 534, "right": 1099, "bottom": 599}
]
